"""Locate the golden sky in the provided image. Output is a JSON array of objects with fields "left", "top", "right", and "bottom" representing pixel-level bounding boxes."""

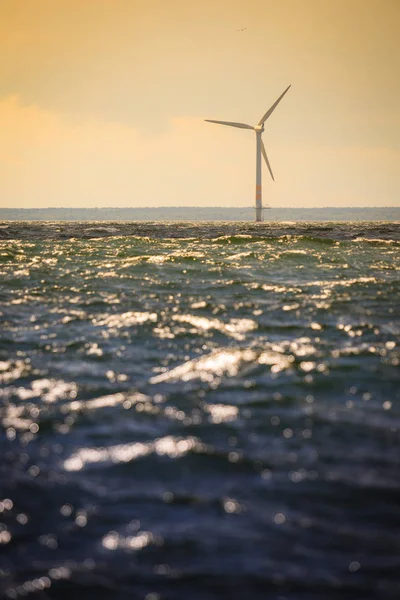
[{"left": 0, "top": 0, "right": 399, "bottom": 208}]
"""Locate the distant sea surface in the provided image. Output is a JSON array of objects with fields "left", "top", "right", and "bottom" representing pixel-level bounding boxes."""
[
  {"left": 1, "top": 221, "right": 400, "bottom": 599},
  {"left": 1, "top": 206, "right": 400, "bottom": 222}
]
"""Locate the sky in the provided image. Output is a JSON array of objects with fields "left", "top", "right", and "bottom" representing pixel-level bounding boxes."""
[{"left": 0, "top": 0, "right": 399, "bottom": 208}]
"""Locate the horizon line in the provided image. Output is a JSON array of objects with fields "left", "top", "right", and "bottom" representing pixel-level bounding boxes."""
[{"left": 1, "top": 206, "right": 399, "bottom": 211}]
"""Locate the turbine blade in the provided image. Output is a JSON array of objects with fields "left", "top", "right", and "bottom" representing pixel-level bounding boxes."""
[
  {"left": 258, "top": 85, "right": 291, "bottom": 126},
  {"left": 261, "top": 140, "right": 274, "bottom": 181},
  {"left": 205, "top": 119, "right": 253, "bottom": 130}
]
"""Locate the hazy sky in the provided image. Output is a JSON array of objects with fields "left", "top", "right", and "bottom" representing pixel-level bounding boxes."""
[{"left": 0, "top": 0, "right": 399, "bottom": 208}]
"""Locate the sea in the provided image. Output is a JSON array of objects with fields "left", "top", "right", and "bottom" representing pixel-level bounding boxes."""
[{"left": 1, "top": 218, "right": 400, "bottom": 599}]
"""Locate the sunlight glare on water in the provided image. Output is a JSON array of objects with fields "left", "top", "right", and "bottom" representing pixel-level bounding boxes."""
[{"left": 0, "top": 222, "right": 400, "bottom": 599}]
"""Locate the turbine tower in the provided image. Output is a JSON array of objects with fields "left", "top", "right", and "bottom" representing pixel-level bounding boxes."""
[{"left": 205, "top": 85, "right": 291, "bottom": 222}]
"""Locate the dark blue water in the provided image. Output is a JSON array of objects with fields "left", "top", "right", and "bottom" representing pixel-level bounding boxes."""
[{"left": 1, "top": 222, "right": 400, "bottom": 599}]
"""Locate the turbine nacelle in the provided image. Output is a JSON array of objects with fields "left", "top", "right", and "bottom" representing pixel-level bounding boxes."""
[{"left": 253, "top": 124, "right": 264, "bottom": 133}]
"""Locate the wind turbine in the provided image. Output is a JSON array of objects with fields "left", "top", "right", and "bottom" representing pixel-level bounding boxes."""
[{"left": 205, "top": 85, "right": 291, "bottom": 222}]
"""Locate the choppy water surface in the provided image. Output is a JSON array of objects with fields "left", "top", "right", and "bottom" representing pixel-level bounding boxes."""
[{"left": 1, "top": 222, "right": 400, "bottom": 599}]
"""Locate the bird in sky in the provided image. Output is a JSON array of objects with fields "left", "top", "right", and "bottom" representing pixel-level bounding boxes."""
[{"left": 236, "top": 27, "right": 247, "bottom": 31}]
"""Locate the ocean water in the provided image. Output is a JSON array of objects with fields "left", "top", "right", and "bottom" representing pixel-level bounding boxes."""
[
  {"left": 1, "top": 222, "right": 400, "bottom": 599},
  {"left": 1, "top": 206, "right": 400, "bottom": 222}
]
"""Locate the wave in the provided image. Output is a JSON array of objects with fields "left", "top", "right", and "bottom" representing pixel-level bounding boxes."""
[{"left": 1, "top": 220, "right": 400, "bottom": 242}]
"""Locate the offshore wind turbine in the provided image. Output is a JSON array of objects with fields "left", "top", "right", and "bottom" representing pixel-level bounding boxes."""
[{"left": 205, "top": 85, "right": 291, "bottom": 222}]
